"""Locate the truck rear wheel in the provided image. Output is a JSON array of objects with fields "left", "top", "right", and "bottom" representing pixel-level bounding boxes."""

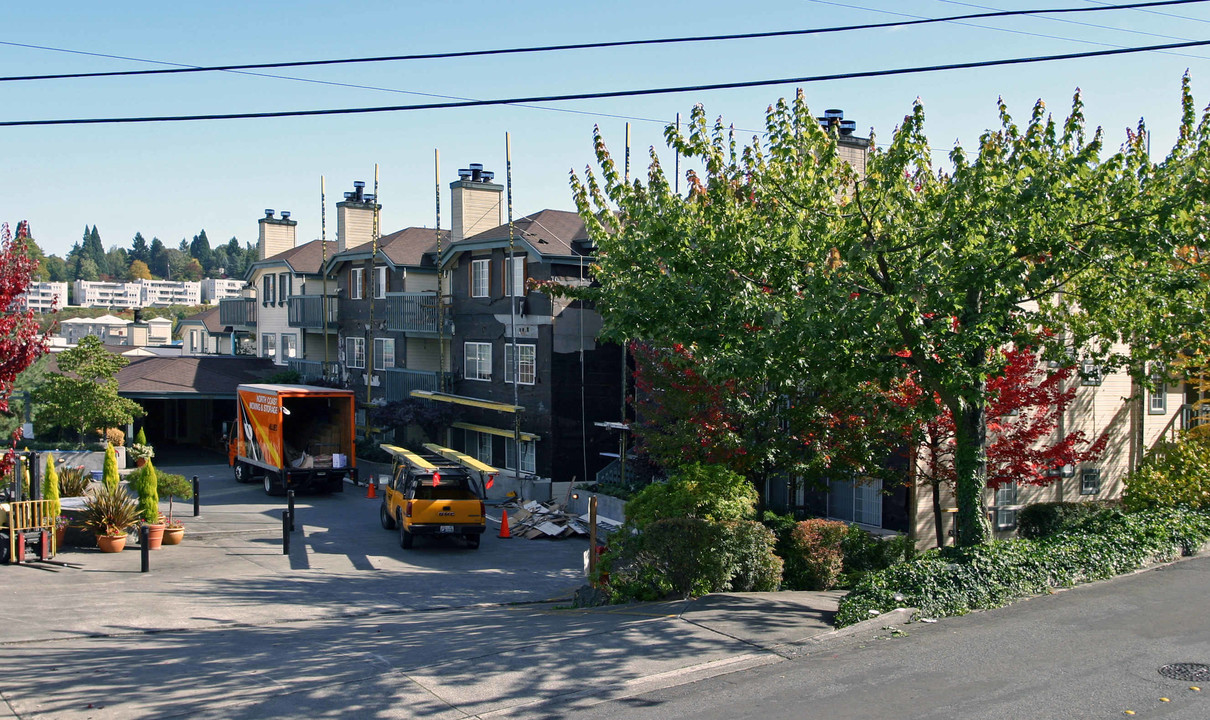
[
  {"left": 380, "top": 503, "right": 396, "bottom": 530},
  {"left": 264, "top": 473, "right": 285, "bottom": 497},
  {"left": 398, "top": 514, "right": 413, "bottom": 549},
  {"left": 233, "top": 462, "right": 253, "bottom": 484}
]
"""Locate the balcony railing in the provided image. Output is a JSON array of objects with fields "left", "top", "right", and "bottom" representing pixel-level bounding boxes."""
[
  {"left": 288, "top": 358, "right": 340, "bottom": 384},
  {"left": 288, "top": 295, "right": 338, "bottom": 329},
  {"left": 383, "top": 367, "right": 443, "bottom": 402},
  {"left": 218, "top": 297, "right": 257, "bottom": 327},
  {"left": 385, "top": 292, "right": 452, "bottom": 335}
]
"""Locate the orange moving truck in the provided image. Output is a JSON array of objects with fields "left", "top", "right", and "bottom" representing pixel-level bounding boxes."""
[{"left": 228, "top": 384, "right": 358, "bottom": 495}]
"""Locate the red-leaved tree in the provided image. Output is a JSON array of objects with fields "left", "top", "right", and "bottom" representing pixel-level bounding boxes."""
[
  {"left": 915, "top": 347, "right": 1108, "bottom": 546},
  {"left": 0, "top": 220, "right": 50, "bottom": 476}
]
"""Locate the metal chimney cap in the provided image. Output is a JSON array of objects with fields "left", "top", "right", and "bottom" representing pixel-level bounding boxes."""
[
  {"left": 824, "top": 109, "right": 844, "bottom": 119},
  {"left": 482, "top": 171, "right": 495, "bottom": 181},
  {"left": 468, "top": 163, "right": 484, "bottom": 171},
  {"left": 343, "top": 192, "right": 354, "bottom": 200},
  {"left": 353, "top": 181, "right": 366, "bottom": 189},
  {"left": 264, "top": 209, "right": 275, "bottom": 218},
  {"left": 280, "top": 211, "right": 291, "bottom": 219}
]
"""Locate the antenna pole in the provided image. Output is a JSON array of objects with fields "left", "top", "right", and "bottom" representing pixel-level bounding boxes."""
[
  {"left": 321, "top": 175, "right": 329, "bottom": 371},
  {"left": 368, "top": 164, "right": 379, "bottom": 406},
  {"left": 506, "top": 133, "right": 521, "bottom": 479},
  {"left": 435, "top": 149, "right": 446, "bottom": 393}
]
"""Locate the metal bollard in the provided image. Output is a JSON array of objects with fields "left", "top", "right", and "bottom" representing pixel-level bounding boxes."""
[
  {"left": 282, "top": 510, "right": 291, "bottom": 555},
  {"left": 140, "top": 526, "right": 150, "bottom": 573},
  {"left": 192, "top": 475, "right": 200, "bottom": 517},
  {"left": 287, "top": 490, "right": 295, "bottom": 532}
]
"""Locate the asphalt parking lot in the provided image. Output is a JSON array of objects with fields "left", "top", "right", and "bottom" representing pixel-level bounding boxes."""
[{"left": 0, "top": 452, "right": 591, "bottom": 643}]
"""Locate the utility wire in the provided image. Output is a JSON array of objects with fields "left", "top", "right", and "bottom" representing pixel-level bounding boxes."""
[
  {"left": 1078, "top": 0, "right": 1210, "bottom": 22},
  {"left": 0, "top": 0, "right": 1204, "bottom": 82},
  {"left": 2, "top": 38, "right": 1207, "bottom": 128},
  {"left": 934, "top": 0, "right": 1197, "bottom": 41}
]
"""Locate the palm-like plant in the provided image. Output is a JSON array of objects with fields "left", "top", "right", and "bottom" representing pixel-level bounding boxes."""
[{"left": 81, "top": 483, "right": 140, "bottom": 537}]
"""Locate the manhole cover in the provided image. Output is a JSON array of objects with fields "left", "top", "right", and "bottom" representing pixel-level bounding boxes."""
[{"left": 1158, "top": 663, "right": 1210, "bottom": 682}]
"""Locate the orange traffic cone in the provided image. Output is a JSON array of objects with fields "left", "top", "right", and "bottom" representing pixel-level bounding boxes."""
[
  {"left": 498, "top": 509, "right": 512, "bottom": 539},
  {"left": 366, "top": 476, "right": 377, "bottom": 499}
]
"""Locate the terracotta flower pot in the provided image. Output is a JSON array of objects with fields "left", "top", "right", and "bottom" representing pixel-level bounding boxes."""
[
  {"left": 96, "top": 534, "right": 127, "bottom": 553},
  {"left": 162, "top": 526, "right": 185, "bottom": 546},
  {"left": 136, "top": 458, "right": 147, "bottom": 468},
  {"left": 143, "top": 523, "right": 166, "bottom": 550},
  {"left": 55, "top": 526, "right": 65, "bottom": 548}
]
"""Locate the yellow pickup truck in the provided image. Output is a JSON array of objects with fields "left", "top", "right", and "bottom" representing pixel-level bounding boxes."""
[{"left": 378, "top": 445, "right": 487, "bottom": 549}]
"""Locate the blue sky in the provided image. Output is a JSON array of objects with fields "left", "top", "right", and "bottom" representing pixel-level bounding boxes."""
[{"left": 5, "top": 0, "right": 1210, "bottom": 258}]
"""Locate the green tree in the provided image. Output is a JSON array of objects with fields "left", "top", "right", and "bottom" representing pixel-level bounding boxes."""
[
  {"left": 130, "top": 232, "right": 150, "bottom": 266},
  {"left": 224, "top": 237, "right": 244, "bottom": 277},
  {"left": 181, "top": 257, "right": 204, "bottom": 281},
  {"left": 128, "top": 458, "right": 159, "bottom": 524},
  {"left": 104, "top": 246, "right": 128, "bottom": 281},
  {"left": 149, "top": 237, "right": 167, "bottom": 278},
  {"left": 43, "top": 255, "right": 68, "bottom": 282},
  {"left": 570, "top": 82, "right": 1210, "bottom": 546},
  {"left": 190, "top": 229, "right": 212, "bottom": 274},
  {"left": 33, "top": 335, "right": 144, "bottom": 446}
]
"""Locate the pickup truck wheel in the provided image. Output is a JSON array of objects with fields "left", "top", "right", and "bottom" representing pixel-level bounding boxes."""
[
  {"left": 399, "top": 517, "right": 413, "bottom": 549},
  {"left": 264, "top": 473, "right": 284, "bottom": 497},
  {"left": 380, "top": 503, "right": 396, "bottom": 530},
  {"left": 465, "top": 534, "right": 480, "bottom": 549},
  {"left": 233, "top": 462, "right": 252, "bottom": 483}
]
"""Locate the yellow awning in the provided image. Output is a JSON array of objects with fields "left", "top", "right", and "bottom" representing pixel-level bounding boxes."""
[
  {"left": 422, "top": 443, "right": 499, "bottom": 474},
  {"left": 410, "top": 390, "right": 523, "bottom": 413},
  {"left": 379, "top": 444, "right": 438, "bottom": 470},
  {"left": 451, "top": 421, "right": 540, "bottom": 443}
]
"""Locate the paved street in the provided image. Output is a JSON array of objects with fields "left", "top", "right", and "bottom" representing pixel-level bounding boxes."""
[{"left": 4, "top": 454, "right": 1209, "bottom": 718}]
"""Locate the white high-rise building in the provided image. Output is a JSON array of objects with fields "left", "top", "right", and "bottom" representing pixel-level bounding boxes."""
[
  {"left": 20, "top": 282, "right": 67, "bottom": 313},
  {"left": 201, "top": 278, "right": 246, "bottom": 304},
  {"left": 73, "top": 280, "right": 140, "bottom": 309},
  {"left": 136, "top": 279, "right": 201, "bottom": 307}
]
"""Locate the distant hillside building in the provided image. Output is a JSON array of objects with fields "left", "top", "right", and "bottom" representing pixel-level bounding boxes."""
[
  {"left": 136, "top": 279, "right": 201, "bottom": 307},
  {"left": 19, "top": 281, "right": 67, "bottom": 313},
  {"left": 201, "top": 278, "right": 245, "bottom": 305},
  {"left": 72, "top": 281, "right": 140, "bottom": 309}
]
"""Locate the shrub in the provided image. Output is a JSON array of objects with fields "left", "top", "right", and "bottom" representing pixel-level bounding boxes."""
[
  {"left": 98, "top": 427, "right": 125, "bottom": 447},
  {"left": 58, "top": 466, "right": 91, "bottom": 497},
  {"left": 718, "top": 520, "right": 783, "bottom": 592},
  {"left": 127, "top": 459, "right": 160, "bottom": 524},
  {"left": 625, "top": 463, "right": 757, "bottom": 528},
  {"left": 157, "top": 473, "right": 193, "bottom": 526},
  {"left": 841, "top": 524, "right": 915, "bottom": 576},
  {"left": 784, "top": 519, "right": 849, "bottom": 590},
  {"left": 1123, "top": 433, "right": 1210, "bottom": 511},
  {"left": 1018, "top": 501, "right": 1116, "bottom": 539},
  {"left": 42, "top": 453, "right": 60, "bottom": 519},
  {"left": 835, "top": 507, "right": 1210, "bottom": 627},
  {"left": 101, "top": 443, "right": 119, "bottom": 492},
  {"left": 81, "top": 483, "right": 140, "bottom": 537},
  {"left": 134, "top": 426, "right": 147, "bottom": 446}
]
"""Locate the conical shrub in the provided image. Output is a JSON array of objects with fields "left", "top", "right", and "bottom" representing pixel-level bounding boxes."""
[
  {"left": 43, "top": 453, "right": 60, "bottom": 519},
  {"left": 102, "top": 443, "right": 119, "bottom": 492}
]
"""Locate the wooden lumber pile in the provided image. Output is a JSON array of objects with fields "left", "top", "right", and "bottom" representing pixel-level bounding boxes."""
[{"left": 504, "top": 499, "right": 622, "bottom": 539}]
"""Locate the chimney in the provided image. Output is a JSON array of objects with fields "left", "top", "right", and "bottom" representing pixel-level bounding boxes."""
[
  {"left": 450, "top": 163, "right": 504, "bottom": 243},
  {"left": 336, "top": 181, "right": 380, "bottom": 253},
  {"left": 258, "top": 208, "right": 297, "bottom": 260}
]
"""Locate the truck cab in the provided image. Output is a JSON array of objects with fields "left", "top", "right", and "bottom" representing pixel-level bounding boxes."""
[{"left": 378, "top": 445, "right": 486, "bottom": 549}]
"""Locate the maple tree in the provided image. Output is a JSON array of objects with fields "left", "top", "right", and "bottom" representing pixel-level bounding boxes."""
[
  {"left": 913, "top": 348, "right": 1108, "bottom": 547},
  {"left": 570, "top": 80, "right": 1210, "bottom": 545},
  {"left": 0, "top": 220, "right": 50, "bottom": 476}
]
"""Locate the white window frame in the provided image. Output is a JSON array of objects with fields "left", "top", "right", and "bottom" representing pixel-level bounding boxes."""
[
  {"left": 189, "top": 329, "right": 199, "bottom": 353},
  {"left": 373, "top": 337, "right": 395, "bottom": 371},
  {"left": 1080, "top": 361, "right": 1103, "bottom": 387},
  {"left": 374, "top": 266, "right": 388, "bottom": 300},
  {"left": 473, "top": 431, "right": 493, "bottom": 464},
  {"left": 994, "top": 482, "right": 1018, "bottom": 530},
  {"left": 505, "top": 343, "right": 536, "bottom": 385},
  {"left": 281, "top": 333, "right": 297, "bottom": 361},
  {"left": 465, "top": 342, "right": 492, "bottom": 381},
  {"left": 278, "top": 272, "right": 291, "bottom": 307},
  {"left": 507, "top": 255, "right": 525, "bottom": 297},
  {"left": 506, "top": 438, "right": 536, "bottom": 475},
  {"left": 262, "top": 275, "right": 275, "bottom": 307},
  {"left": 471, "top": 259, "right": 490, "bottom": 298},
  {"left": 1081, "top": 468, "right": 1102, "bottom": 496},
  {"left": 1149, "top": 366, "right": 1168, "bottom": 415},
  {"left": 261, "top": 333, "right": 276, "bottom": 362},
  {"left": 350, "top": 267, "right": 364, "bottom": 300},
  {"left": 346, "top": 337, "right": 365, "bottom": 369}
]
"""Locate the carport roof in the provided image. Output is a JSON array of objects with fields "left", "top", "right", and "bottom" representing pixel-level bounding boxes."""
[{"left": 116, "top": 356, "right": 278, "bottom": 399}]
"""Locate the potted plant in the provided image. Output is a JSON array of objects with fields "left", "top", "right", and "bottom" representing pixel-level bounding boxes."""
[
  {"left": 157, "top": 472, "right": 193, "bottom": 546},
  {"left": 128, "top": 459, "right": 165, "bottom": 550},
  {"left": 81, "top": 483, "right": 140, "bottom": 552},
  {"left": 128, "top": 443, "right": 154, "bottom": 468}
]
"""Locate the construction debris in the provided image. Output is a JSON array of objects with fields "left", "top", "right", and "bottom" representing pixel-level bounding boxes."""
[{"left": 501, "top": 498, "right": 623, "bottom": 540}]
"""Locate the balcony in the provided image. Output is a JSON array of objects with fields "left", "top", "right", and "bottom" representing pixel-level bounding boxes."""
[
  {"left": 385, "top": 292, "right": 452, "bottom": 335},
  {"left": 288, "top": 358, "right": 340, "bottom": 384},
  {"left": 383, "top": 367, "right": 443, "bottom": 402},
  {"left": 288, "top": 295, "right": 338, "bottom": 329},
  {"left": 218, "top": 297, "right": 257, "bottom": 327}
]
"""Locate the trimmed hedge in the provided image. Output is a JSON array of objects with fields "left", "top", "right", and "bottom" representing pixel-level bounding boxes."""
[
  {"left": 835, "top": 507, "right": 1210, "bottom": 627},
  {"left": 1017, "top": 500, "right": 1117, "bottom": 539}
]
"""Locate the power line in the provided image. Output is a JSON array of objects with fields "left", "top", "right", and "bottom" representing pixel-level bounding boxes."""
[
  {"left": 2, "top": 38, "right": 1206, "bottom": 128},
  {"left": 933, "top": 0, "right": 1197, "bottom": 41},
  {"left": 0, "top": 0, "right": 1204, "bottom": 83},
  {"left": 1078, "top": 0, "right": 1210, "bottom": 22}
]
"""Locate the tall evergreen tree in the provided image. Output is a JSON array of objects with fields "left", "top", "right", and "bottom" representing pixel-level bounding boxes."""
[
  {"left": 148, "top": 237, "right": 167, "bottom": 278},
  {"left": 225, "top": 237, "right": 243, "bottom": 277},
  {"left": 190, "top": 229, "right": 212, "bottom": 274},
  {"left": 130, "top": 232, "right": 150, "bottom": 265},
  {"left": 84, "top": 226, "right": 107, "bottom": 278}
]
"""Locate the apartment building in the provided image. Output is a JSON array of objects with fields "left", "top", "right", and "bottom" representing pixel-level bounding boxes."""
[
  {"left": 136, "top": 279, "right": 202, "bottom": 307},
  {"left": 20, "top": 281, "right": 67, "bottom": 313},
  {"left": 201, "top": 278, "right": 246, "bottom": 304},
  {"left": 72, "top": 280, "right": 141, "bottom": 309}
]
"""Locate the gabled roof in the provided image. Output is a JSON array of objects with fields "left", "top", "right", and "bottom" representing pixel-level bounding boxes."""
[
  {"left": 445, "top": 210, "right": 591, "bottom": 262},
  {"left": 326, "top": 227, "right": 449, "bottom": 272},
  {"left": 246, "top": 239, "right": 337, "bottom": 279},
  {"left": 116, "top": 356, "right": 278, "bottom": 398},
  {"left": 178, "top": 307, "right": 227, "bottom": 334},
  {"left": 61, "top": 314, "right": 129, "bottom": 326}
]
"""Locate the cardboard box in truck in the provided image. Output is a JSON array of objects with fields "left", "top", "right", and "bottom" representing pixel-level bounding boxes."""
[{"left": 227, "top": 384, "right": 358, "bottom": 495}]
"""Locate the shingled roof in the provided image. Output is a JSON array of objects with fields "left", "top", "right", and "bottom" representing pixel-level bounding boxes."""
[
  {"left": 178, "top": 307, "right": 226, "bottom": 334},
  {"left": 116, "top": 356, "right": 278, "bottom": 398},
  {"left": 461, "top": 209, "right": 590, "bottom": 257},
  {"left": 248, "top": 239, "right": 338, "bottom": 276},
  {"left": 335, "top": 226, "right": 450, "bottom": 269}
]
